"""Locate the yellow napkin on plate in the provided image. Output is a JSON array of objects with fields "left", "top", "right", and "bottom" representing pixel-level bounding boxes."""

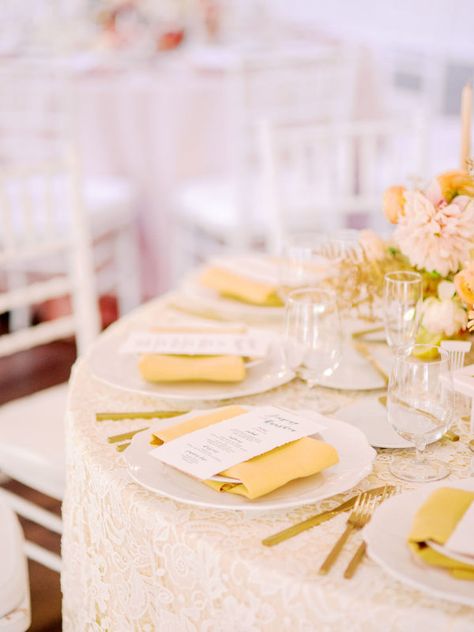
[
  {"left": 138, "top": 325, "right": 247, "bottom": 384},
  {"left": 199, "top": 266, "right": 284, "bottom": 307},
  {"left": 408, "top": 487, "right": 474, "bottom": 580},
  {"left": 150, "top": 405, "right": 339, "bottom": 500}
]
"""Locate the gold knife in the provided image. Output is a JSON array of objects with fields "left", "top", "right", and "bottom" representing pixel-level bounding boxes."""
[
  {"left": 96, "top": 410, "right": 188, "bottom": 422},
  {"left": 378, "top": 395, "right": 459, "bottom": 442},
  {"left": 116, "top": 442, "right": 131, "bottom": 452},
  {"left": 352, "top": 340, "right": 389, "bottom": 387},
  {"left": 351, "top": 325, "right": 384, "bottom": 340},
  {"left": 262, "top": 485, "right": 393, "bottom": 547}
]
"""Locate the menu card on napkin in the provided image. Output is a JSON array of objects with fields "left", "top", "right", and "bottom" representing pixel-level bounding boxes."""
[
  {"left": 149, "top": 406, "right": 325, "bottom": 480},
  {"left": 120, "top": 331, "right": 271, "bottom": 357},
  {"left": 445, "top": 500, "right": 474, "bottom": 558}
]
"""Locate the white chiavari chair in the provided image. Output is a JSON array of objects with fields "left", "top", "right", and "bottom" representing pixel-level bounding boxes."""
[
  {"left": 0, "top": 149, "right": 101, "bottom": 573},
  {"left": 259, "top": 115, "right": 428, "bottom": 254},
  {"left": 0, "top": 57, "right": 141, "bottom": 322},
  {"left": 0, "top": 496, "right": 30, "bottom": 632},
  {"left": 173, "top": 45, "right": 358, "bottom": 278}
]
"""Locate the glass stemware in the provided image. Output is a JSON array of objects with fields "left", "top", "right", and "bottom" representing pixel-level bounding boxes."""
[
  {"left": 387, "top": 344, "right": 452, "bottom": 482},
  {"left": 284, "top": 287, "right": 342, "bottom": 387},
  {"left": 278, "top": 231, "right": 362, "bottom": 304},
  {"left": 383, "top": 271, "right": 423, "bottom": 354}
]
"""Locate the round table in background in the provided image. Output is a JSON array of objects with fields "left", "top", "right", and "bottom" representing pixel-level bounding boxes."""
[{"left": 62, "top": 295, "right": 474, "bottom": 631}]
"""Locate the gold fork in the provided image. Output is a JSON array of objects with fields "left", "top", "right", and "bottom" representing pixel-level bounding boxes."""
[
  {"left": 343, "top": 485, "right": 396, "bottom": 579},
  {"left": 318, "top": 492, "right": 375, "bottom": 575}
]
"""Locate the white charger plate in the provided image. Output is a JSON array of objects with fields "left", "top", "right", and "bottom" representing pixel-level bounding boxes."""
[
  {"left": 365, "top": 479, "right": 474, "bottom": 607},
  {"left": 88, "top": 329, "right": 294, "bottom": 402},
  {"left": 124, "top": 410, "right": 376, "bottom": 511}
]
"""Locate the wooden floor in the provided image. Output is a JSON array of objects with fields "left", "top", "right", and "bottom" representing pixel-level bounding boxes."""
[{"left": 0, "top": 334, "right": 77, "bottom": 632}]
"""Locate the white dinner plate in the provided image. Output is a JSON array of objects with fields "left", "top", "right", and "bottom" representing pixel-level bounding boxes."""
[
  {"left": 179, "top": 269, "right": 284, "bottom": 320},
  {"left": 124, "top": 410, "right": 376, "bottom": 511},
  {"left": 314, "top": 342, "right": 393, "bottom": 391},
  {"left": 365, "top": 479, "right": 474, "bottom": 607},
  {"left": 87, "top": 328, "right": 295, "bottom": 402}
]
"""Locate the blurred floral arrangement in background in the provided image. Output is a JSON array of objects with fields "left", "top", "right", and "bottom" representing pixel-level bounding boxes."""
[
  {"left": 356, "top": 168, "right": 474, "bottom": 342},
  {"left": 96, "top": 0, "right": 186, "bottom": 53}
]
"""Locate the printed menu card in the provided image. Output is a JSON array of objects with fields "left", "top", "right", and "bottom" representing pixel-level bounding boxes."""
[
  {"left": 120, "top": 331, "right": 271, "bottom": 357},
  {"left": 149, "top": 406, "right": 325, "bottom": 480}
]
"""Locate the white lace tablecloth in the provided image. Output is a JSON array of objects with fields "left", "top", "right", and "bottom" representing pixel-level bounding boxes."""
[{"left": 61, "top": 296, "right": 474, "bottom": 631}]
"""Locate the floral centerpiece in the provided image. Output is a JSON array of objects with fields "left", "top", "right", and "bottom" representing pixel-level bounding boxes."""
[{"left": 358, "top": 168, "right": 474, "bottom": 343}]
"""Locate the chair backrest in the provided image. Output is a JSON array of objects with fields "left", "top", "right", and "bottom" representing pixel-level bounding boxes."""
[
  {"left": 0, "top": 149, "right": 101, "bottom": 357},
  {"left": 219, "top": 44, "right": 359, "bottom": 246},
  {"left": 0, "top": 58, "right": 73, "bottom": 166},
  {"left": 259, "top": 115, "right": 428, "bottom": 253}
]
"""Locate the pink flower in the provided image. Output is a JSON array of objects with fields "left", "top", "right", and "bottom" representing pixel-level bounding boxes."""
[{"left": 394, "top": 187, "right": 474, "bottom": 276}]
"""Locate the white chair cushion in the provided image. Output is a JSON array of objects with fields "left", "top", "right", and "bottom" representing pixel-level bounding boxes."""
[
  {"left": 0, "top": 384, "right": 67, "bottom": 500},
  {"left": 83, "top": 176, "right": 137, "bottom": 235},
  {"left": 0, "top": 496, "right": 28, "bottom": 621},
  {"left": 176, "top": 176, "right": 266, "bottom": 237},
  {"left": 3, "top": 174, "right": 136, "bottom": 240}
]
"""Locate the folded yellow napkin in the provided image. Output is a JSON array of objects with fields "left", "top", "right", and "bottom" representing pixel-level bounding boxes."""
[
  {"left": 408, "top": 487, "right": 474, "bottom": 580},
  {"left": 138, "top": 325, "right": 246, "bottom": 384},
  {"left": 139, "top": 354, "right": 245, "bottom": 383},
  {"left": 151, "top": 405, "right": 339, "bottom": 500},
  {"left": 199, "top": 267, "right": 284, "bottom": 307}
]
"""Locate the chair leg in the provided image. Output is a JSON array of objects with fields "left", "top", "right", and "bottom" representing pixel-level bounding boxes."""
[
  {"left": 0, "top": 488, "right": 62, "bottom": 573},
  {"left": 6, "top": 270, "right": 31, "bottom": 332},
  {"left": 114, "top": 227, "right": 141, "bottom": 315}
]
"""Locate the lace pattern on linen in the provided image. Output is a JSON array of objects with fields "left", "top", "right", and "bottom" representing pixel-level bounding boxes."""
[{"left": 61, "top": 299, "right": 474, "bottom": 631}]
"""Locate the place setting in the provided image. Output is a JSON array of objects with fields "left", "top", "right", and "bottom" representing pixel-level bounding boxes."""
[
  {"left": 122, "top": 404, "right": 376, "bottom": 511},
  {"left": 87, "top": 320, "right": 295, "bottom": 401},
  {"left": 175, "top": 254, "right": 287, "bottom": 320}
]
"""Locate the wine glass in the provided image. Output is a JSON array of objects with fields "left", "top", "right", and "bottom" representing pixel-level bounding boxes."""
[
  {"left": 284, "top": 288, "right": 342, "bottom": 387},
  {"left": 279, "top": 231, "right": 362, "bottom": 300},
  {"left": 387, "top": 344, "right": 453, "bottom": 482},
  {"left": 383, "top": 271, "right": 423, "bottom": 354},
  {"left": 279, "top": 234, "right": 333, "bottom": 298}
]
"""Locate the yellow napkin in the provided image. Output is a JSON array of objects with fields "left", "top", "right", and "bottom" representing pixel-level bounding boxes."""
[
  {"left": 138, "top": 325, "right": 246, "bottom": 384},
  {"left": 151, "top": 405, "right": 339, "bottom": 500},
  {"left": 199, "top": 266, "right": 284, "bottom": 307},
  {"left": 408, "top": 487, "right": 474, "bottom": 580}
]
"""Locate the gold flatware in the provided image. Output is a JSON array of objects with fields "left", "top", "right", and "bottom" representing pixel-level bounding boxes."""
[
  {"left": 351, "top": 325, "right": 384, "bottom": 340},
  {"left": 343, "top": 486, "right": 396, "bottom": 579},
  {"left": 262, "top": 485, "right": 393, "bottom": 547},
  {"left": 343, "top": 541, "right": 367, "bottom": 579},
  {"left": 107, "top": 427, "right": 149, "bottom": 444},
  {"left": 96, "top": 410, "right": 188, "bottom": 422},
  {"left": 377, "top": 395, "right": 460, "bottom": 442},
  {"left": 443, "top": 430, "right": 460, "bottom": 442},
  {"left": 353, "top": 340, "right": 389, "bottom": 387},
  {"left": 168, "top": 301, "right": 227, "bottom": 322},
  {"left": 318, "top": 492, "right": 375, "bottom": 575},
  {"left": 116, "top": 442, "right": 131, "bottom": 452}
]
